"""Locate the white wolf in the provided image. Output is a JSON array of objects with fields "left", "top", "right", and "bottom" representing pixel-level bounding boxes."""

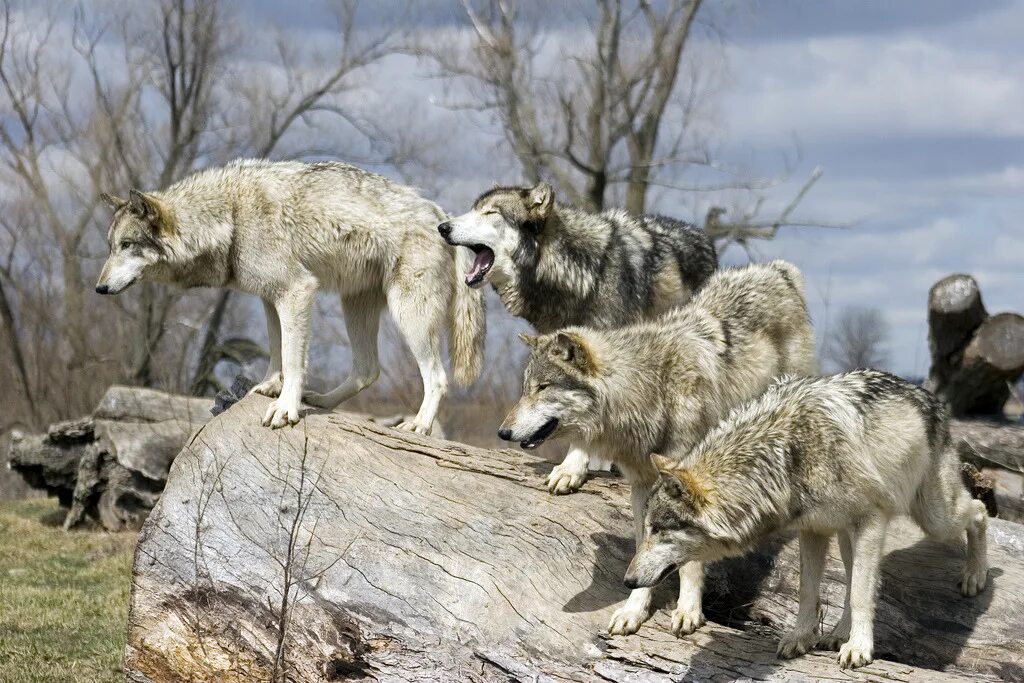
[{"left": 96, "top": 159, "right": 484, "bottom": 433}]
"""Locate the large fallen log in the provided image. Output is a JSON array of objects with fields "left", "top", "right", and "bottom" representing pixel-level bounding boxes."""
[
  {"left": 126, "top": 396, "right": 1024, "bottom": 682},
  {"left": 926, "top": 274, "right": 1024, "bottom": 417}
]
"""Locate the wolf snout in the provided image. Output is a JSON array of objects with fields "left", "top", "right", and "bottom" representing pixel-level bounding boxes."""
[
  {"left": 95, "top": 284, "right": 110, "bottom": 295},
  {"left": 437, "top": 221, "right": 453, "bottom": 239},
  {"left": 497, "top": 427, "right": 513, "bottom": 441}
]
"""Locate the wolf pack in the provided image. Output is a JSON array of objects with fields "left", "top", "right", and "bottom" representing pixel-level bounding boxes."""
[{"left": 96, "top": 159, "right": 989, "bottom": 671}]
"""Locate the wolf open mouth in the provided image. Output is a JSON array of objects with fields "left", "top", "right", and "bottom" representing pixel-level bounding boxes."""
[
  {"left": 520, "top": 417, "right": 559, "bottom": 450},
  {"left": 465, "top": 245, "right": 495, "bottom": 288}
]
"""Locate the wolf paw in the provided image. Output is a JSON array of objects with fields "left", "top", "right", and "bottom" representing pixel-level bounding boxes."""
[
  {"left": 546, "top": 461, "right": 586, "bottom": 495},
  {"left": 838, "top": 638, "right": 873, "bottom": 669},
  {"left": 263, "top": 398, "right": 300, "bottom": 429},
  {"left": 960, "top": 563, "right": 988, "bottom": 597},
  {"left": 817, "top": 630, "right": 848, "bottom": 651},
  {"left": 396, "top": 420, "right": 432, "bottom": 436},
  {"left": 251, "top": 372, "right": 283, "bottom": 398},
  {"left": 777, "top": 630, "right": 817, "bottom": 659},
  {"left": 670, "top": 606, "right": 705, "bottom": 637},
  {"left": 607, "top": 605, "right": 649, "bottom": 636}
]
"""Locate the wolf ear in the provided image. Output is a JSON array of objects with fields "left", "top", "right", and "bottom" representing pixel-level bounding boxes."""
[
  {"left": 129, "top": 189, "right": 175, "bottom": 237},
  {"left": 100, "top": 192, "right": 127, "bottom": 211},
  {"left": 129, "top": 189, "right": 159, "bottom": 219},
  {"left": 549, "top": 331, "right": 597, "bottom": 374},
  {"left": 518, "top": 332, "right": 539, "bottom": 349},
  {"left": 652, "top": 454, "right": 675, "bottom": 474},
  {"left": 527, "top": 182, "right": 554, "bottom": 218}
]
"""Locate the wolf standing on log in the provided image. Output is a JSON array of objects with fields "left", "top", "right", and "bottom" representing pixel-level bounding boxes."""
[
  {"left": 96, "top": 159, "right": 484, "bottom": 433},
  {"left": 626, "top": 370, "right": 989, "bottom": 669},
  {"left": 439, "top": 182, "right": 717, "bottom": 492},
  {"left": 498, "top": 261, "right": 817, "bottom": 636}
]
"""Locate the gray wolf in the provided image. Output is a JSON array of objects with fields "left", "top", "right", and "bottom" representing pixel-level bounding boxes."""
[
  {"left": 96, "top": 159, "right": 484, "bottom": 433},
  {"left": 498, "top": 261, "right": 816, "bottom": 637},
  {"left": 439, "top": 182, "right": 717, "bottom": 492},
  {"left": 625, "top": 370, "right": 989, "bottom": 669}
]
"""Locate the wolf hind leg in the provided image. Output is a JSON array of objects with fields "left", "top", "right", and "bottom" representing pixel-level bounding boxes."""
[
  {"left": 911, "top": 450, "right": 989, "bottom": 596},
  {"left": 304, "top": 291, "right": 383, "bottom": 410},
  {"left": 547, "top": 444, "right": 590, "bottom": 494},
  {"left": 387, "top": 282, "right": 448, "bottom": 436},
  {"left": 251, "top": 299, "right": 283, "bottom": 398},
  {"left": 818, "top": 530, "right": 853, "bottom": 650}
]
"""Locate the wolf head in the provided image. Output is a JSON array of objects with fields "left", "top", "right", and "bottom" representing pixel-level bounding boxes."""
[
  {"left": 95, "top": 190, "right": 175, "bottom": 295},
  {"left": 497, "top": 330, "right": 601, "bottom": 448},
  {"left": 623, "top": 455, "right": 716, "bottom": 589},
  {"left": 437, "top": 182, "right": 554, "bottom": 289}
]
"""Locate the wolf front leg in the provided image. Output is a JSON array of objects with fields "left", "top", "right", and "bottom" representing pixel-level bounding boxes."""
[
  {"left": 838, "top": 515, "right": 888, "bottom": 669},
  {"left": 263, "top": 280, "right": 316, "bottom": 429},
  {"left": 304, "top": 291, "right": 383, "bottom": 410},
  {"left": 546, "top": 444, "right": 591, "bottom": 494},
  {"left": 251, "top": 299, "right": 283, "bottom": 398},
  {"left": 818, "top": 530, "right": 853, "bottom": 650},
  {"left": 778, "top": 531, "right": 829, "bottom": 659},
  {"left": 671, "top": 560, "right": 706, "bottom": 636},
  {"left": 609, "top": 480, "right": 654, "bottom": 635}
]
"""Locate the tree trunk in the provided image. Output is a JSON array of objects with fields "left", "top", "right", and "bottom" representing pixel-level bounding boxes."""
[
  {"left": 125, "top": 397, "right": 1024, "bottom": 682},
  {"left": 926, "top": 274, "right": 1024, "bottom": 416}
]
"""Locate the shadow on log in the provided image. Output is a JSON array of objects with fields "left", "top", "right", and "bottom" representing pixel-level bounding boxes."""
[{"left": 126, "top": 396, "right": 1024, "bottom": 682}]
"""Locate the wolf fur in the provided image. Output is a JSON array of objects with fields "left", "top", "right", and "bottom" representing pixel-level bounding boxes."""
[
  {"left": 498, "top": 261, "right": 817, "bottom": 636},
  {"left": 440, "top": 182, "right": 717, "bottom": 492},
  {"left": 626, "top": 370, "right": 989, "bottom": 669},
  {"left": 96, "top": 159, "right": 485, "bottom": 433}
]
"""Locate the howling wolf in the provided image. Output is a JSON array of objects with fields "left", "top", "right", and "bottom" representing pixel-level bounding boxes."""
[
  {"left": 498, "top": 261, "right": 817, "bottom": 637},
  {"left": 627, "top": 370, "right": 989, "bottom": 669},
  {"left": 439, "top": 182, "right": 717, "bottom": 491},
  {"left": 96, "top": 159, "right": 484, "bottom": 433}
]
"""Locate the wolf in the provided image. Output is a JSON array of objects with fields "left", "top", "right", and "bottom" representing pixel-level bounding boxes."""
[
  {"left": 498, "top": 261, "right": 817, "bottom": 637},
  {"left": 439, "top": 182, "right": 717, "bottom": 492},
  {"left": 625, "top": 370, "right": 989, "bottom": 669},
  {"left": 96, "top": 159, "right": 484, "bottom": 433}
]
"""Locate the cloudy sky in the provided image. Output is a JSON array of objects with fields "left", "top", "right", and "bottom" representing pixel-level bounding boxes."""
[
  {"left": 240, "top": 0, "right": 1020, "bottom": 378},
  {"left": 64, "top": 0, "right": 1023, "bottom": 379}
]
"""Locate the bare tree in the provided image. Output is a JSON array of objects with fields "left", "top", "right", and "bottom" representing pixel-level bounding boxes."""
[
  {"left": 0, "top": 0, "right": 417, "bottom": 424},
  {"left": 826, "top": 306, "right": 889, "bottom": 372}
]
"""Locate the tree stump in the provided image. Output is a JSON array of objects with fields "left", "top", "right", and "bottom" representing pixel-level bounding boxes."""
[
  {"left": 125, "top": 396, "right": 1024, "bottom": 682},
  {"left": 926, "top": 274, "right": 1024, "bottom": 416}
]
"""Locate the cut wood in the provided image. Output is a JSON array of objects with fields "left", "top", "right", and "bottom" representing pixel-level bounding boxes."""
[
  {"left": 926, "top": 274, "right": 1024, "bottom": 417},
  {"left": 125, "top": 396, "right": 1024, "bottom": 682}
]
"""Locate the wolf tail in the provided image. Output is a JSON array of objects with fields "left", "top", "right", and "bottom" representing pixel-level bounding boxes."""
[
  {"left": 767, "top": 259, "right": 807, "bottom": 298},
  {"left": 449, "top": 246, "right": 486, "bottom": 386}
]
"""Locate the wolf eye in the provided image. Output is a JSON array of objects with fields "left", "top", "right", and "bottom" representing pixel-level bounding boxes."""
[
  {"left": 119, "top": 240, "right": 132, "bottom": 250},
  {"left": 536, "top": 383, "right": 549, "bottom": 392}
]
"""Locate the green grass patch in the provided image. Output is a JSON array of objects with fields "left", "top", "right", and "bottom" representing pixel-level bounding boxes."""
[{"left": 0, "top": 498, "right": 136, "bottom": 683}]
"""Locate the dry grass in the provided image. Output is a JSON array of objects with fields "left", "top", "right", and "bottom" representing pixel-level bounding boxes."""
[{"left": 0, "top": 498, "right": 136, "bottom": 683}]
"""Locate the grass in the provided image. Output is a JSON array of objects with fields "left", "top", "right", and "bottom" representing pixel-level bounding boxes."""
[{"left": 0, "top": 498, "right": 136, "bottom": 683}]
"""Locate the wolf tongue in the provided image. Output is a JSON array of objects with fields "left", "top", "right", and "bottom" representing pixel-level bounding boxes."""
[{"left": 466, "top": 248, "right": 493, "bottom": 283}]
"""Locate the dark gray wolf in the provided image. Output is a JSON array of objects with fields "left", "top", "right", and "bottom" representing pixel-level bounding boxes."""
[
  {"left": 439, "top": 182, "right": 717, "bottom": 491},
  {"left": 498, "top": 261, "right": 816, "bottom": 636},
  {"left": 626, "top": 370, "right": 989, "bottom": 669},
  {"left": 96, "top": 159, "right": 484, "bottom": 433}
]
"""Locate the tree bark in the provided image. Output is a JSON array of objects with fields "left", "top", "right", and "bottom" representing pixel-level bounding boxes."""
[
  {"left": 926, "top": 274, "right": 1024, "bottom": 416},
  {"left": 126, "top": 396, "right": 1024, "bottom": 682}
]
